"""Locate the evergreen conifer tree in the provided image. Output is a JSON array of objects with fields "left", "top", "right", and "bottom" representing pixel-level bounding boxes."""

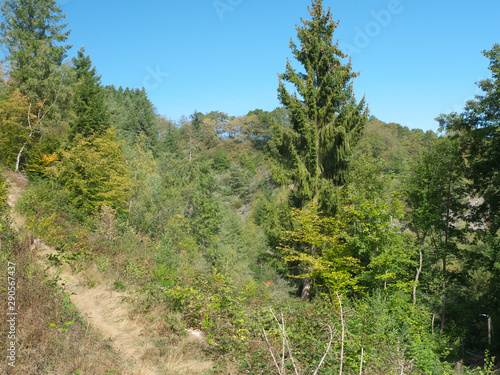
[
  {"left": 270, "top": 0, "right": 368, "bottom": 214},
  {"left": 70, "top": 47, "right": 109, "bottom": 140},
  {"left": 0, "top": 0, "right": 71, "bottom": 100}
]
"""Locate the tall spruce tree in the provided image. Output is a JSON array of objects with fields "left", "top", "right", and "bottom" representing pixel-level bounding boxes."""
[
  {"left": 0, "top": 0, "right": 71, "bottom": 100},
  {"left": 70, "top": 47, "right": 109, "bottom": 140},
  {"left": 1, "top": 0, "right": 72, "bottom": 170},
  {"left": 270, "top": 0, "right": 368, "bottom": 214}
]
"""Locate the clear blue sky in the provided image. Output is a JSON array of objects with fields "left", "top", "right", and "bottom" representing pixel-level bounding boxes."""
[{"left": 60, "top": 0, "right": 499, "bottom": 131}]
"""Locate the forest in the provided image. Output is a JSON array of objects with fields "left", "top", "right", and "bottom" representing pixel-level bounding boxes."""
[{"left": 0, "top": 0, "right": 499, "bottom": 374}]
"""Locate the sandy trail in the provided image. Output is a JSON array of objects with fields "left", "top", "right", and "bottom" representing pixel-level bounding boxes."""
[
  {"left": 4, "top": 171, "right": 212, "bottom": 375},
  {"left": 37, "top": 242, "right": 158, "bottom": 375}
]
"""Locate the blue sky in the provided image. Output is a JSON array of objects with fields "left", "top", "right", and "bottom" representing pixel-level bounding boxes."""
[{"left": 59, "top": 0, "right": 500, "bottom": 131}]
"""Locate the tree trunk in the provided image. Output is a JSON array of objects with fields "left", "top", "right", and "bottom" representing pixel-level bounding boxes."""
[
  {"left": 432, "top": 313, "right": 435, "bottom": 336},
  {"left": 302, "top": 243, "right": 317, "bottom": 301},
  {"left": 413, "top": 233, "right": 426, "bottom": 305},
  {"left": 16, "top": 98, "right": 54, "bottom": 171},
  {"left": 413, "top": 248, "right": 422, "bottom": 305},
  {"left": 439, "top": 256, "right": 446, "bottom": 336},
  {"left": 15, "top": 136, "right": 31, "bottom": 172},
  {"left": 301, "top": 277, "right": 312, "bottom": 300},
  {"left": 440, "top": 181, "right": 452, "bottom": 336},
  {"left": 413, "top": 248, "right": 423, "bottom": 305}
]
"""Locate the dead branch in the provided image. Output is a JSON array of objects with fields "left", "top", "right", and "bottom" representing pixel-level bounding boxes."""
[
  {"left": 262, "top": 327, "right": 282, "bottom": 374},
  {"left": 359, "top": 348, "right": 364, "bottom": 375},
  {"left": 336, "top": 292, "right": 345, "bottom": 375},
  {"left": 16, "top": 96, "right": 57, "bottom": 171},
  {"left": 312, "top": 324, "right": 333, "bottom": 375}
]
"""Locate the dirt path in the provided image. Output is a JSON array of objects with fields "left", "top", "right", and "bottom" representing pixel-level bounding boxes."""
[
  {"left": 5, "top": 171, "right": 27, "bottom": 230},
  {"left": 4, "top": 171, "right": 212, "bottom": 375}
]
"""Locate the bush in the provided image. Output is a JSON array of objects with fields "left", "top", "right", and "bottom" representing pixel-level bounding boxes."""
[
  {"left": 212, "top": 150, "right": 231, "bottom": 171},
  {"left": 46, "top": 129, "right": 131, "bottom": 215}
]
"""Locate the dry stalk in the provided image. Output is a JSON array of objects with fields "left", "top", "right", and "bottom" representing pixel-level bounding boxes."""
[
  {"left": 359, "top": 348, "right": 364, "bottom": 375},
  {"left": 263, "top": 308, "right": 335, "bottom": 375},
  {"left": 262, "top": 327, "right": 282, "bottom": 374},
  {"left": 312, "top": 324, "right": 333, "bottom": 375},
  {"left": 336, "top": 292, "right": 345, "bottom": 375}
]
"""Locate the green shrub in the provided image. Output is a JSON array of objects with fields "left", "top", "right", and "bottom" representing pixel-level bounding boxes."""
[{"left": 212, "top": 150, "right": 231, "bottom": 171}]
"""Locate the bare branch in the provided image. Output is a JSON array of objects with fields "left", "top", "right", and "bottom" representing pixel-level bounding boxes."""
[
  {"left": 16, "top": 95, "right": 59, "bottom": 171},
  {"left": 262, "top": 327, "right": 282, "bottom": 375},
  {"left": 336, "top": 292, "right": 345, "bottom": 375},
  {"left": 268, "top": 308, "right": 299, "bottom": 375},
  {"left": 27, "top": 102, "right": 33, "bottom": 131},
  {"left": 280, "top": 312, "right": 286, "bottom": 373},
  {"left": 359, "top": 348, "right": 364, "bottom": 375},
  {"left": 280, "top": 312, "right": 299, "bottom": 375},
  {"left": 312, "top": 324, "right": 334, "bottom": 375}
]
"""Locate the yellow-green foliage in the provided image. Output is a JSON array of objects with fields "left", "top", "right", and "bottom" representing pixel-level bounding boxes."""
[
  {"left": 0, "top": 181, "right": 7, "bottom": 212},
  {"left": 0, "top": 86, "right": 32, "bottom": 166},
  {"left": 46, "top": 129, "right": 131, "bottom": 214},
  {"left": 280, "top": 203, "right": 362, "bottom": 295},
  {"left": 25, "top": 152, "right": 59, "bottom": 175},
  {"left": 126, "top": 133, "right": 162, "bottom": 231}
]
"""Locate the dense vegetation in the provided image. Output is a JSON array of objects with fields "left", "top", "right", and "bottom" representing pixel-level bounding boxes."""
[{"left": 0, "top": 0, "right": 499, "bottom": 373}]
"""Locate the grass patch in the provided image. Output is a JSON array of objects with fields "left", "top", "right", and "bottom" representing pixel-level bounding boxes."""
[{"left": 0, "top": 234, "right": 124, "bottom": 374}]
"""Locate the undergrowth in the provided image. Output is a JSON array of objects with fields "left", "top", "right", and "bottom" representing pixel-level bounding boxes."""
[{"left": 0, "top": 230, "right": 123, "bottom": 374}]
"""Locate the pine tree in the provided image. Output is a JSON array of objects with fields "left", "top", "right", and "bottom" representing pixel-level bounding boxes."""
[
  {"left": 270, "top": 0, "right": 368, "bottom": 214},
  {"left": 269, "top": 0, "right": 368, "bottom": 300},
  {"left": 1, "top": 0, "right": 72, "bottom": 170},
  {"left": 104, "top": 86, "right": 158, "bottom": 148},
  {"left": 0, "top": 0, "right": 71, "bottom": 100},
  {"left": 127, "top": 88, "right": 157, "bottom": 147},
  {"left": 70, "top": 47, "right": 109, "bottom": 140}
]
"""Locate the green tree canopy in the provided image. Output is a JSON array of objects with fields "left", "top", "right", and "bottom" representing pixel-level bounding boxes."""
[
  {"left": 269, "top": 0, "right": 368, "bottom": 214},
  {"left": 46, "top": 129, "right": 130, "bottom": 214},
  {"left": 437, "top": 44, "right": 500, "bottom": 233},
  {"left": 104, "top": 86, "right": 158, "bottom": 148},
  {"left": 69, "top": 47, "right": 110, "bottom": 140},
  {"left": 0, "top": 0, "right": 71, "bottom": 100}
]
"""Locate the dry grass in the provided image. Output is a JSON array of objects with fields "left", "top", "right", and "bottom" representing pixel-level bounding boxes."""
[
  {"left": 38, "top": 239, "right": 214, "bottom": 375},
  {"left": 152, "top": 336, "right": 213, "bottom": 375},
  {"left": 0, "top": 235, "right": 124, "bottom": 375}
]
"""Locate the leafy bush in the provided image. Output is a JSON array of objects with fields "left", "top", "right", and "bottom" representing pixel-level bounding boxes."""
[
  {"left": 212, "top": 150, "right": 231, "bottom": 171},
  {"left": 45, "top": 129, "right": 131, "bottom": 215}
]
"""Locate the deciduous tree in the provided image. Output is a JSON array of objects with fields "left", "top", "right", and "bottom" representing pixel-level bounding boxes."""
[
  {"left": 46, "top": 129, "right": 130, "bottom": 214},
  {"left": 0, "top": 78, "right": 31, "bottom": 166},
  {"left": 404, "top": 137, "right": 466, "bottom": 332},
  {"left": 437, "top": 44, "right": 500, "bottom": 233}
]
